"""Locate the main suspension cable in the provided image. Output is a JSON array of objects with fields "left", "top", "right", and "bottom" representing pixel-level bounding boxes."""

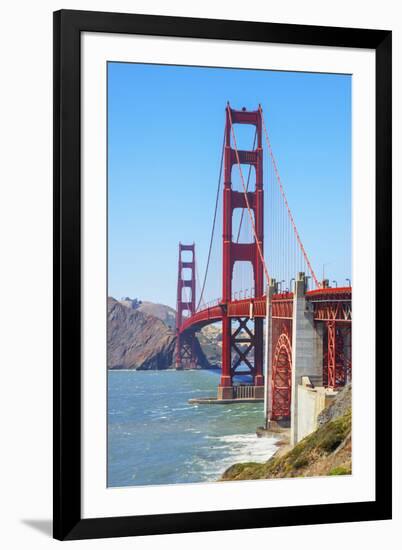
[
  {"left": 194, "top": 255, "right": 206, "bottom": 310},
  {"left": 235, "top": 127, "right": 257, "bottom": 243}
]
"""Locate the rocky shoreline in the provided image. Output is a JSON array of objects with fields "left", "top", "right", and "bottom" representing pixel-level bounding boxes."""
[{"left": 220, "top": 385, "right": 352, "bottom": 481}]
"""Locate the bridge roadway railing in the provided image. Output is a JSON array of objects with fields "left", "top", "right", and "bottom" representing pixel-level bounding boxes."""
[
  {"left": 233, "top": 385, "right": 256, "bottom": 399},
  {"left": 178, "top": 287, "right": 352, "bottom": 334}
]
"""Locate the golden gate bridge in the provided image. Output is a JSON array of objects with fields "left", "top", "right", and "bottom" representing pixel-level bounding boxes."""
[{"left": 175, "top": 103, "right": 351, "bottom": 438}]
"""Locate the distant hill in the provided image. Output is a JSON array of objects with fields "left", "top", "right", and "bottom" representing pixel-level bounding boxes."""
[
  {"left": 117, "top": 297, "right": 176, "bottom": 330},
  {"left": 108, "top": 297, "right": 214, "bottom": 369},
  {"left": 198, "top": 324, "right": 222, "bottom": 367},
  {"left": 108, "top": 298, "right": 175, "bottom": 370},
  {"left": 137, "top": 301, "right": 176, "bottom": 330}
]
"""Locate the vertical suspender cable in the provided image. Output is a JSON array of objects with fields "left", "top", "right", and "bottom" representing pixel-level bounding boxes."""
[
  {"left": 259, "top": 105, "right": 320, "bottom": 288},
  {"left": 196, "top": 129, "right": 225, "bottom": 311}
]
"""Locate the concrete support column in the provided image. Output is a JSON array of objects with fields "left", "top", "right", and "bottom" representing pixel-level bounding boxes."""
[
  {"left": 290, "top": 273, "right": 324, "bottom": 446},
  {"left": 264, "top": 279, "right": 276, "bottom": 428}
]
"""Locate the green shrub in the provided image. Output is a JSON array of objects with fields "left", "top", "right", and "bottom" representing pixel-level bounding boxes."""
[
  {"left": 329, "top": 466, "right": 351, "bottom": 476},
  {"left": 293, "top": 457, "right": 309, "bottom": 469}
]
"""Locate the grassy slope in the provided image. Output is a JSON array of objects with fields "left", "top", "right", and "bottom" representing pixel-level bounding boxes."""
[{"left": 221, "top": 409, "right": 352, "bottom": 481}]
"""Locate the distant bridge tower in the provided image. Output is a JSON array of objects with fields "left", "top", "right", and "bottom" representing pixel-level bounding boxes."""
[
  {"left": 218, "top": 105, "right": 265, "bottom": 399},
  {"left": 175, "top": 243, "right": 197, "bottom": 369}
]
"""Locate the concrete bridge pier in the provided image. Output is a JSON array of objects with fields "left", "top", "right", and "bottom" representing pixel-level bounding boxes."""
[
  {"left": 290, "top": 272, "right": 324, "bottom": 446},
  {"left": 264, "top": 279, "right": 277, "bottom": 428}
]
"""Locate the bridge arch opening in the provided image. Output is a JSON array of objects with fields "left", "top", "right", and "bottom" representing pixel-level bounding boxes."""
[
  {"left": 231, "top": 260, "right": 255, "bottom": 300},
  {"left": 230, "top": 122, "right": 258, "bottom": 152},
  {"left": 181, "top": 267, "right": 192, "bottom": 280},
  {"left": 271, "top": 332, "right": 292, "bottom": 420},
  {"left": 231, "top": 163, "right": 256, "bottom": 192},
  {"left": 181, "top": 287, "right": 192, "bottom": 303},
  {"left": 232, "top": 207, "right": 255, "bottom": 245},
  {"left": 180, "top": 250, "right": 193, "bottom": 262}
]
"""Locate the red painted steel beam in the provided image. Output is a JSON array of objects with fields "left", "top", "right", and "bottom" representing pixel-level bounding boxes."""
[
  {"left": 306, "top": 286, "right": 352, "bottom": 298},
  {"left": 220, "top": 105, "right": 265, "bottom": 388}
]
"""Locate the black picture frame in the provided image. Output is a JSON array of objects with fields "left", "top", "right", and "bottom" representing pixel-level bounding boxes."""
[{"left": 53, "top": 9, "right": 392, "bottom": 541}]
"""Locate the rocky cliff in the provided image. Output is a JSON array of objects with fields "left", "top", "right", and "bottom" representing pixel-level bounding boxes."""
[
  {"left": 137, "top": 301, "right": 176, "bottom": 330},
  {"left": 108, "top": 297, "right": 176, "bottom": 370},
  {"left": 108, "top": 297, "right": 212, "bottom": 369},
  {"left": 317, "top": 384, "right": 352, "bottom": 427}
]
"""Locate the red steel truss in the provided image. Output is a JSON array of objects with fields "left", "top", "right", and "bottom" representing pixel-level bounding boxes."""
[
  {"left": 308, "top": 289, "right": 352, "bottom": 389},
  {"left": 306, "top": 287, "right": 352, "bottom": 322},
  {"left": 323, "top": 324, "right": 352, "bottom": 388}
]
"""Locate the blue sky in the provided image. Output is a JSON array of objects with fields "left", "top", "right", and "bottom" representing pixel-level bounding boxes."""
[{"left": 108, "top": 62, "right": 351, "bottom": 308}]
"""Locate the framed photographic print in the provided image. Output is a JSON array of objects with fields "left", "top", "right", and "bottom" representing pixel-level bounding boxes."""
[{"left": 53, "top": 9, "right": 392, "bottom": 541}]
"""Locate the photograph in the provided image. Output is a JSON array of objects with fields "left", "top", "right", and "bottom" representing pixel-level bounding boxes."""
[
  {"left": 0, "top": 1, "right": 395, "bottom": 546},
  {"left": 106, "top": 62, "right": 352, "bottom": 488}
]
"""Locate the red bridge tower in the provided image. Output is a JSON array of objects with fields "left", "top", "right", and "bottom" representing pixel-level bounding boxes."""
[
  {"left": 175, "top": 243, "right": 197, "bottom": 369},
  {"left": 218, "top": 105, "right": 265, "bottom": 399}
]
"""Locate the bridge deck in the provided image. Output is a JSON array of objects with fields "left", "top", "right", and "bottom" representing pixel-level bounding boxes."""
[{"left": 179, "top": 287, "right": 352, "bottom": 334}]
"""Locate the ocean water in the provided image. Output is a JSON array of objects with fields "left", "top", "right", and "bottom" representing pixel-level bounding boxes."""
[{"left": 108, "top": 369, "right": 278, "bottom": 487}]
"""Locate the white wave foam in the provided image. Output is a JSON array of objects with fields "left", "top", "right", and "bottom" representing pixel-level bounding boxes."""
[{"left": 200, "top": 432, "right": 278, "bottom": 479}]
